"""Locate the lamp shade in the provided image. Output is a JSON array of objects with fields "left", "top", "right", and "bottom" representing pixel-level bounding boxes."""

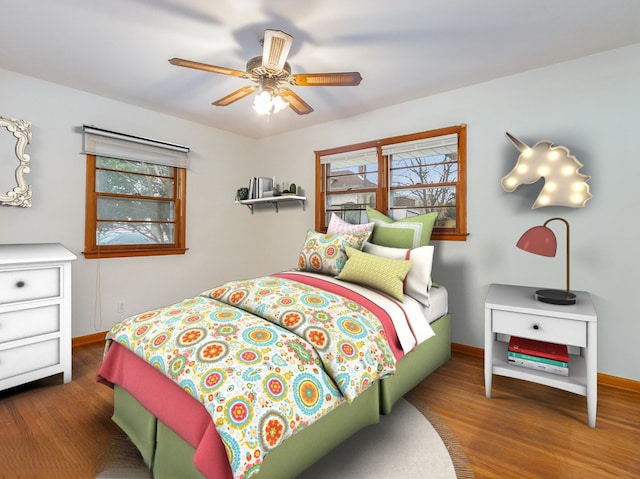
[{"left": 516, "top": 226, "right": 557, "bottom": 257}]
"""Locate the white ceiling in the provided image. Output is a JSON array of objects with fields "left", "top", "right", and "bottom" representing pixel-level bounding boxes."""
[{"left": 3, "top": 0, "right": 640, "bottom": 139}]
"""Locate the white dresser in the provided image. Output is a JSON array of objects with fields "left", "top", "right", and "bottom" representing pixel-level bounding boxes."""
[{"left": 0, "top": 243, "right": 77, "bottom": 391}]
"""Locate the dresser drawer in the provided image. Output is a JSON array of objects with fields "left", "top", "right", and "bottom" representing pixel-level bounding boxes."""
[
  {"left": 0, "top": 305, "right": 60, "bottom": 344},
  {"left": 492, "top": 310, "right": 586, "bottom": 347},
  {"left": 0, "top": 267, "right": 61, "bottom": 305},
  {"left": 0, "top": 338, "right": 60, "bottom": 380}
]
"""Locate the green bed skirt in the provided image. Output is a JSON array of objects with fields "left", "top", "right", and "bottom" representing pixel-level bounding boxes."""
[{"left": 379, "top": 312, "right": 451, "bottom": 414}]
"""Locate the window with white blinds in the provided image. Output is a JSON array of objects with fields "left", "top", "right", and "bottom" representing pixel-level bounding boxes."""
[
  {"left": 82, "top": 126, "right": 189, "bottom": 259},
  {"left": 316, "top": 125, "right": 467, "bottom": 241}
]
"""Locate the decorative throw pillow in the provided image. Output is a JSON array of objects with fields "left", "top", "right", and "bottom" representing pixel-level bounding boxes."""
[
  {"left": 363, "top": 242, "right": 434, "bottom": 307},
  {"left": 327, "top": 213, "right": 375, "bottom": 236},
  {"left": 336, "top": 245, "right": 413, "bottom": 301},
  {"left": 366, "top": 206, "right": 438, "bottom": 248},
  {"left": 298, "top": 230, "right": 370, "bottom": 276}
]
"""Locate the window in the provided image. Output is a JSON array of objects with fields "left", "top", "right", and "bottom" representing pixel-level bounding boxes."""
[
  {"left": 315, "top": 124, "right": 467, "bottom": 241},
  {"left": 83, "top": 126, "right": 189, "bottom": 259}
]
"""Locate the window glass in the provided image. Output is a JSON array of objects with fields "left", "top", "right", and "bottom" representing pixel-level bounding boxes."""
[
  {"left": 388, "top": 138, "right": 459, "bottom": 229},
  {"left": 322, "top": 149, "right": 379, "bottom": 226},
  {"left": 84, "top": 155, "right": 186, "bottom": 258}
]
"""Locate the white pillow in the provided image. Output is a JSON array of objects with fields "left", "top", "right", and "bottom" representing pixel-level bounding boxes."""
[
  {"left": 327, "top": 213, "right": 375, "bottom": 235},
  {"left": 362, "top": 242, "right": 434, "bottom": 307}
]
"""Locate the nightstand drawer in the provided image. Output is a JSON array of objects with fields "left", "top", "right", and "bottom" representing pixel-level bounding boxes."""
[
  {"left": 493, "top": 310, "right": 586, "bottom": 347},
  {"left": 0, "top": 267, "right": 61, "bottom": 305},
  {"left": 0, "top": 338, "right": 60, "bottom": 380},
  {"left": 0, "top": 305, "right": 60, "bottom": 344}
]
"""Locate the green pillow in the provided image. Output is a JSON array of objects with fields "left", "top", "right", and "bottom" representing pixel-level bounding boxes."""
[
  {"left": 336, "top": 245, "right": 413, "bottom": 301},
  {"left": 366, "top": 206, "right": 438, "bottom": 248}
]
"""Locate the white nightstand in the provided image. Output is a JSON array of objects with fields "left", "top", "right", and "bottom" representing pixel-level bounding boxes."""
[{"left": 484, "top": 283, "right": 597, "bottom": 427}]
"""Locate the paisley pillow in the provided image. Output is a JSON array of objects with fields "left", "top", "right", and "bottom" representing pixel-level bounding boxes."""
[{"left": 298, "top": 230, "right": 370, "bottom": 276}]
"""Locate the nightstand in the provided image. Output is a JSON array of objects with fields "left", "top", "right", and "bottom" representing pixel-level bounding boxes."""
[{"left": 484, "top": 283, "right": 597, "bottom": 427}]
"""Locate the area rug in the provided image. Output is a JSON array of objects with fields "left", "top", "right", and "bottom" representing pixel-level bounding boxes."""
[{"left": 97, "top": 398, "right": 473, "bottom": 478}]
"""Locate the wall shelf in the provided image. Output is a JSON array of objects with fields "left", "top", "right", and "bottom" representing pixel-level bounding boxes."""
[{"left": 238, "top": 195, "right": 306, "bottom": 214}]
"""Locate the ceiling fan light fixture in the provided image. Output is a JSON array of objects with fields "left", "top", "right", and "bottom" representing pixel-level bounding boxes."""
[
  {"left": 253, "top": 91, "right": 289, "bottom": 116},
  {"left": 170, "top": 28, "right": 360, "bottom": 117}
]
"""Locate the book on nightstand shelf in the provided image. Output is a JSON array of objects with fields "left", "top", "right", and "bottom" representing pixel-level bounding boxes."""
[
  {"left": 507, "top": 355, "right": 569, "bottom": 376},
  {"left": 508, "top": 336, "right": 569, "bottom": 362},
  {"left": 508, "top": 337, "right": 569, "bottom": 376}
]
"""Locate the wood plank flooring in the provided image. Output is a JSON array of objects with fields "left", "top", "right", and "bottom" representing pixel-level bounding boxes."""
[
  {"left": 0, "top": 344, "right": 120, "bottom": 478},
  {"left": 406, "top": 350, "right": 640, "bottom": 479},
  {"left": 0, "top": 343, "right": 638, "bottom": 478}
]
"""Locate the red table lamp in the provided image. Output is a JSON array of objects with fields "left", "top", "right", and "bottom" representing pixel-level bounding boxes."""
[{"left": 516, "top": 217, "right": 577, "bottom": 305}]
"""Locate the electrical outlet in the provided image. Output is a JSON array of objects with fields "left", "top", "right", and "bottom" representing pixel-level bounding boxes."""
[{"left": 117, "top": 301, "right": 125, "bottom": 314}]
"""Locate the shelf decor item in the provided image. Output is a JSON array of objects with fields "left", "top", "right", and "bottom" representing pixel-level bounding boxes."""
[
  {"left": 236, "top": 187, "right": 249, "bottom": 201},
  {"left": 516, "top": 217, "right": 576, "bottom": 305}
]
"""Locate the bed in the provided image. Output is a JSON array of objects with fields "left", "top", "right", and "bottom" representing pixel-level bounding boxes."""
[{"left": 98, "top": 227, "right": 451, "bottom": 479}]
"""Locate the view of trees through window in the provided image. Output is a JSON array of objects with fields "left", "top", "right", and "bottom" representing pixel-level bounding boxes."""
[
  {"left": 95, "top": 156, "right": 176, "bottom": 246},
  {"left": 84, "top": 154, "right": 186, "bottom": 258},
  {"left": 388, "top": 142, "right": 459, "bottom": 229}
]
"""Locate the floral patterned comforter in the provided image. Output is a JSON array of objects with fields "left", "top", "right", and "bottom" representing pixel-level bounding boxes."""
[{"left": 106, "top": 274, "right": 397, "bottom": 479}]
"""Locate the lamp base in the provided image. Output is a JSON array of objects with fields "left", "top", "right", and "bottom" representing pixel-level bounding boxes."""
[{"left": 535, "top": 289, "right": 577, "bottom": 305}]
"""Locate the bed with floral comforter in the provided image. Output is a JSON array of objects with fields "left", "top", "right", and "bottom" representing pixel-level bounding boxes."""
[{"left": 98, "top": 267, "right": 450, "bottom": 479}]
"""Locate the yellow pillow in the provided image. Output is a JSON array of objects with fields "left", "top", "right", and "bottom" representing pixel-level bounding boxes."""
[{"left": 337, "top": 246, "right": 413, "bottom": 301}]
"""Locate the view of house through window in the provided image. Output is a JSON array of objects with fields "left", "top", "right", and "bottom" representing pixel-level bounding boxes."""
[{"left": 315, "top": 125, "right": 467, "bottom": 241}]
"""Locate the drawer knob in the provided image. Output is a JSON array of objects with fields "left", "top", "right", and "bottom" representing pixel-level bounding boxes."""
[
  {"left": 16, "top": 281, "right": 25, "bottom": 288},
  {"left": 532, "top": 324, "right": 540, "bottom": 330}
]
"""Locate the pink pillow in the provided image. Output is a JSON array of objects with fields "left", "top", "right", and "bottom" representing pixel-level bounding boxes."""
[{"left": 327, "top": 213, "right": 375, "bottom": 235}]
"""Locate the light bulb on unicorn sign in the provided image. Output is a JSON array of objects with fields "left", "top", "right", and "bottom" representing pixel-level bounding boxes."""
[{"left": 501, "top": 132, "right": 592, "bottom": 208}]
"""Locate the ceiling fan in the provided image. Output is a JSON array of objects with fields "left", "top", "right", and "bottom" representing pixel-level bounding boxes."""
[{"left": 169, "top": 29, "right": 362, "bottom": 115}]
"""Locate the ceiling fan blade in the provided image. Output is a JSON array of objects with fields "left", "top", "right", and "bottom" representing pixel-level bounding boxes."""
[
  {"left": 262, "top": 29, "right": 293, "bottom": 71},
  {"left": 278, "top": 88, "right": 314, "bottom": 115},
  {"left": 291, "top": 72, "right": 363, "bottom": 87},
  {"left": 169, "top": 58, "right": 247, "bottom": 78},
  {"left": 212, "top": 86, "right": 257, "bottom": 106}
]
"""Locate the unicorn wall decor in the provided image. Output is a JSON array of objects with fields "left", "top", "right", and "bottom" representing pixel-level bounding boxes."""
[{"left": 501, "top": 132, "right": 592, "bottom": 208}]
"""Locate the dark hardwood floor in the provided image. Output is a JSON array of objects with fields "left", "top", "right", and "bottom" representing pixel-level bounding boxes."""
[
  {"left": 0, "top": 343, "right": 638, "bottom": 478},
  {"left": 0, "top": 344, "right": 120, "bottom": 478}
]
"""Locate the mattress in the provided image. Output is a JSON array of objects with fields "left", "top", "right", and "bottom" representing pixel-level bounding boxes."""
[{"left": 424, "top": 285, "right": 449, "bottom": 323}]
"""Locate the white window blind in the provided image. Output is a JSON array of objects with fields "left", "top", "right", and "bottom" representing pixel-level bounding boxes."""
[
  {"left": 381, "top": 134, "right": 458, "bottom": 160},
  {"left": 82, "top": 125, "right": 190, "bottom": 168},
  {"left": 319, "top": 147, "right": 378, "bottom": 167}
]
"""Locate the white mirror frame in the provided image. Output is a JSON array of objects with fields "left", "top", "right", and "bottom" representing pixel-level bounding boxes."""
[{"left": 0, "top": 116, "right": 32, "bottom": 207}]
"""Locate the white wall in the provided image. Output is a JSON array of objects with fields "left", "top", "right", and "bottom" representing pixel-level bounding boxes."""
[
  {"left": 1, "top": 42, "right": 638, "bottom": 382},
  {"left": 0, "top": 69, "right": 258, "bottom": 336},
  {"left": 257, "top": 43, "right": 640, "bottom": 382}
]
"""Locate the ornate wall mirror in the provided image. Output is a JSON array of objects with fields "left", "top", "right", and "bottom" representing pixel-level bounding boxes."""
[{"left": 0, "top": 116, "right": 32, "bottom": 207}]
